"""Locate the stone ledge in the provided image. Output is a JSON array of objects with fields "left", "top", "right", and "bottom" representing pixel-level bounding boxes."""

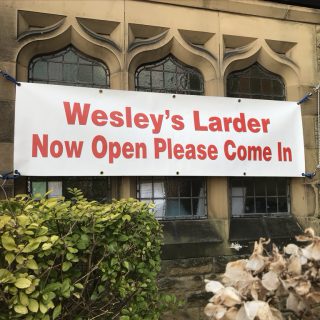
[{"left": 161, "top": 219, "right": 223, "bottom": 259}]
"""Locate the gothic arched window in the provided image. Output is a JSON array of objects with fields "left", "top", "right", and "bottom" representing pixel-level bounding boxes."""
[
  {"left": 29, "top": 45, "right": 109, "bottom": 88},
  {"left": 135, "top": 55, "right": 206, "bottom": 219},
  {"left": 227, "top": 63, "right": 285, "bottom": 100},
  {"left": 135, "top": 55, "right": 204, "bottom": 95},
  {"left": 28, "top": 46, "right": 111, "bottom": 202},
  {"left": 227, "top": 63, "right": 289, "bottom": 216}
]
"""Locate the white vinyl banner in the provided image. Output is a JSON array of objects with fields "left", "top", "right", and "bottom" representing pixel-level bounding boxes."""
[{"left": 14, "top": 83, "right": 305, "bottom": 177}]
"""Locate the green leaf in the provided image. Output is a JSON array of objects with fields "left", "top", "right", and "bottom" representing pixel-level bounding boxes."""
[
  {"left": 17, "top": 214, "right": 29, "bottom": 227},
  {"left": 1, "top": 235, "right": 17, "bottom": 251},
  {"left": 28, "top": 298, "right": 39, "bottom": 313},
  {"left": 66, "top": 253, "right": 74, "bottom": 261},
  {"left": 123, "top": 261, "right": 130, "bottom": 270},
  {"left": 26, "top": 259, "right": 38, "bottom": 270},
  {"left": 74, "top": 283, "right": 84, "bottom": 289},
  {"left": 22, "top": 240, "right": 41, "bottom": 253},
  {"left": 67, "top": 246, "right": 78, "bottom": 253},
  {"left": 76, "top": 234, "right": 89, "bottom": 250},
  {"left": 50, "top": 235, "right": 59, "bottom": 243},
  {"left": 0, "top": 215, "right": 11, "bottom": 228},
  {"left": 16, "top": 255, "right": 25, "bottom": 264},
  {"left": 19, "top": 291, "right": 29, "bottom": 306},
  {"left": 62, "top": 261, "right": 72, "bottom": 271},
  {"left": 0, "top": 269, "right": 15, "bottom": 283},
  {"left": 119, "top": 316, "right": 130, "bottom": 320},
  {"left": 15, "top": 278, "right": 32, "bottom": 289},
  {"left": 5, "top": 252, "right": 15, "bottom": 265},
  {"left": 43, "top": 282, "right": 61, "bottom": 293},
  {"left": 61, "top": 278, "right": 72, "bottom": 298},
  {"left": 39, "top": 302, "right": 48, "bottom": 314},
  {"left": 14, "top": 304, "right": 28, "bottom": 315},
  {"left": 119, "top": 235, "right": 128, "bottom": 242},
  {"left": 53, "top": 304, "right": 62, "bottom": 320},
  {"left": 42, "top": 243, "right": 52, "bottom": 250},
  {"left": 122, "top": 214, "right": 131, "bottom": 222},
  {"left": 37, "top": 226, "right": 48, "bottom": 236}
]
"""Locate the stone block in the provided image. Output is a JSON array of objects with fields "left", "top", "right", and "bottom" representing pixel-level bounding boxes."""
[
  {"left": 0, "top": 142, "right": 13, "bottom": 172},
  {"left": 161, "top": 307, "right": 202, "bottom": 320},
  {"left": 160, "top": 257, "right": 213, "bottom": 277},
  {"left": 0, "top": 100, "right": 14, "bottom": 142},
  {"left": 186, "top": 290, "right": 212, "bottom": 308},
  {"left": 159, "top": 275, "right": 205, "bottom": 293}
]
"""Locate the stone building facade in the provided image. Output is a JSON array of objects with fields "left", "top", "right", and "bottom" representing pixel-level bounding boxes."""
[{"left": 1, "top": 0, "right": 320, "bottom": 318}]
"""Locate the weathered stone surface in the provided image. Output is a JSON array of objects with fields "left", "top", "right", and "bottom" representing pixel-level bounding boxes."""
[
  {"left": 0, "top": 100, "right": 14, "bottom": 142},
  {"left": 158, "top": 254, "right": 250, "bottom": 319},
  {"left": 160, "top": 257, "right": 213, "bottom": 277},
  {"left": 0, "top": 179, "right": 13, "bottom": 199},
  {"left": 186, "top": 290, "right": 212, "bottom": 307},
  {"left": 159, "top": 275, "right": 205, "bottom": 292},
  {"left": 161, "top": 307, "right": 205, "bottom": 320},
  {"left": 0, "top": 142, "right": 13, "bottom": 172},
  {"left": 162, "top": 220, "right": 222, "bottom": 245}
]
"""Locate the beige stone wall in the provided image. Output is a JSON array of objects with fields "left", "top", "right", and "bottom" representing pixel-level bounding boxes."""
[
  {"left": 1, "top": 1, "right": 320, "bottom": 317},
  {"left": 1, "top": 0, "right": 318, "bottom": 226}
]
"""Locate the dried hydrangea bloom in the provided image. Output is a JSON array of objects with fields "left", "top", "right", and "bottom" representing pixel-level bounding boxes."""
[{"left": 204, "top": 228, "right": 320, "bottom": 320}]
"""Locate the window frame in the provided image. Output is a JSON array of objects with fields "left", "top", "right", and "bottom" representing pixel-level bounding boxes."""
[
  {"left": 28, "top": 45, "right": 110, "bottom": 88},
  {"left": 137, "top": 176, "right": 207, "bottom": 220},
  {"left": 28, "top": 177, "right": 112, "bottom": 203},
  {"left": 135, "top": 54, "right": 204, "bottom": 95},
  {"left": 229, "top": 177, "right": 291, "bottom": 217},
  {"left": 226, "top": 62, "right": 286, "bottom": 101}
]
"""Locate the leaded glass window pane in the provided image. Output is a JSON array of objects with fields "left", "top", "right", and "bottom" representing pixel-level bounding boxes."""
[
  {"left": 135, "top": 55, "right": 204, "bottom": 95},
  {"left": 137, "top": 177, "right": 206, "bottom": 219},
  {"left": 230, "top": 178, "right": 290, "bottom": 216},
  {"left": 29, "top": 45, "right": 109, "bottom": 88},
  {"left": 30, "top": 177, "right": 112, "bottom": 203},
  {"left": 227, "top": 63, "right": 285, "bottom": 100}
]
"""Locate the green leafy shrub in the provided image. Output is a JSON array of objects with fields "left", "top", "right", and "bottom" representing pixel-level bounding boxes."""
[{"left": 0, "top": 190, "right": 171, "bottom": 319}]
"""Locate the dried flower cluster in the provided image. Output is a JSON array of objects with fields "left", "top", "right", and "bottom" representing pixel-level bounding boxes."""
[{"left": 204, "top": 228, "right": 320, "bottom": 320}]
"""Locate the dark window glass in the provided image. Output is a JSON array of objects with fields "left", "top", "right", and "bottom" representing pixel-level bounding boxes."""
[
  {"left": 135, "top": 55, "right": 204, "bottom": 95},
  {"left": 137, "top": 177, "right": 206, "bottom": 219},
  {"left": 29, "top": 45, "right": 109, "bottom": 88},
  {"left": 135, "top": 55, "right": 206, "bottom": 218},
  {"left": 230, "top": 178, "right": 290, "bottom": 216},
  {"left": 28, "top": 46, "right": 111, "bottom": 201},
  {"left": 30, "top": 177, "right": 112, "bottom": 203},
  {"left": 227, "top": 63, "right": 285, "bottom": 100}
]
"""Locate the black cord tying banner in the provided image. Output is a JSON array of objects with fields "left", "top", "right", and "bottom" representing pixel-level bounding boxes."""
[
  {"left": 0, "top": 70, "right": 21, "bottom": 86},
  {"left": 0, "top": 170, "right": 21, "bottom": 180}
]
